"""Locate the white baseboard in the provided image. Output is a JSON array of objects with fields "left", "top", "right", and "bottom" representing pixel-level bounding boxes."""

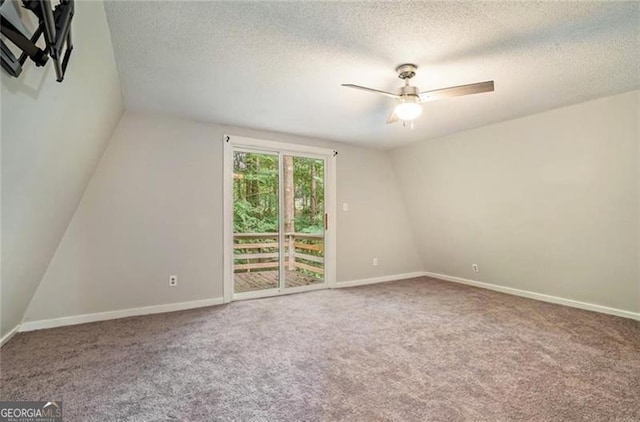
[
  {"left": 424, "top": 271, "right": 640, "bottom": 321},
  {"left": 13, "top": 271, "right": 638, "bottom": 337},
  {"left": 1, "top": 325, "right": 20, "bottom": 347},
  {"left": 19, "top": 297, "right": 225, "bottom": 333},
  {"left": 335, "top": 271, "right": 425, "bottom": 288}
]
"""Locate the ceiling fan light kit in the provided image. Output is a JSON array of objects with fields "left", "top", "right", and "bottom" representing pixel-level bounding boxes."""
[
  {"left": 395, "top": 96, "right": 422, "bottom": 121},
  {"left": 342, "top": 63, "right": 495, "bottom": 126}
]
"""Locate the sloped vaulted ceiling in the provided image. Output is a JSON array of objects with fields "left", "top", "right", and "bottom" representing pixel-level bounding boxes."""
[
  {"left": 105, "top": 1, "right": 640, "bottom": 148},
  {"left": 1, "top": 1, "right": 123, "bottom": 338}
]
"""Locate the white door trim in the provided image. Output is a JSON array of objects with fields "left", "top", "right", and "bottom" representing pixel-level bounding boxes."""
[
  {"left": 226, "top": 135, "right": 335, "bottom": 156},
  {"left": 222, "top": 134, "right": 337, "bottom": 303}
]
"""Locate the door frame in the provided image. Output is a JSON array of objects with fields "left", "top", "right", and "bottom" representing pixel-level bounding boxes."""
[{"left": 222, "top": 134, "right": 337, "bottom": 303}]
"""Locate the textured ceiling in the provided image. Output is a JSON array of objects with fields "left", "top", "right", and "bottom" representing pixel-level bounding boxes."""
[{"left": 104, "top": 1, "right": 640, "bottom": 148}]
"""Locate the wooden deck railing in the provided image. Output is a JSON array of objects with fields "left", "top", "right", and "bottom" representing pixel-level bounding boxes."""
[{"left": 234, "top": 232, "right": 324, "bottom": 275}]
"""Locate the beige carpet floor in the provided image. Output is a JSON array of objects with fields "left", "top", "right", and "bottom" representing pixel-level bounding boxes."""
[{"left": 1, "top": 277, "right": 639, "bottom": 421}]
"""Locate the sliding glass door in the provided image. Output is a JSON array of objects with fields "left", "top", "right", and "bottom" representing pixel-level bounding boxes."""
[
  {"left": 282, "top": 155, "right": 325, "bottom": 289},
  {"left": 232, "top": 150, "right": 281, "bottom": 293},
  {"left": 226, "top": 140, "right": 331, "bottom": 300}
]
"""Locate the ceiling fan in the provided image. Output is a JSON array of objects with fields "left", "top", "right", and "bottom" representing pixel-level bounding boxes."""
[{"left": 342, "top": 64, "right": 494, "bottom": 126}]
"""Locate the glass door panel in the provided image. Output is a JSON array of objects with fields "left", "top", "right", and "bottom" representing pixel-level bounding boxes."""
[
  {"left": 283, "top": 155, "right": 325, "bottom": 289},
  {"left": 232, "top": 150, "right": 280, "bottom": 294}
]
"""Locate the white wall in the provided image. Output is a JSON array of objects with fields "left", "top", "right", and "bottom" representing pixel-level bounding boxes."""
[
  {"left": 391, "top": 90, "right": 640, "bottom": 313},
  {"left": 637, "top": 91, "right": 640, "bottom": 313},
  {"left": 23, "top": 112, "right": 421, "bottom": 322},
  {"left": 1, "top": 1, "right": 123, "bottom": 337}
]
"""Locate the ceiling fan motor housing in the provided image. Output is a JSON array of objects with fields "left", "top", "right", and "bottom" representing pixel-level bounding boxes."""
[{"left": 400, "top": 85, "right": 419, "bottom": 97}]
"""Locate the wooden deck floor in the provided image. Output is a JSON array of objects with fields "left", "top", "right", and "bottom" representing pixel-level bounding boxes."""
[{"left": 234, "top": 270, "right": 322, "bottom": 293}]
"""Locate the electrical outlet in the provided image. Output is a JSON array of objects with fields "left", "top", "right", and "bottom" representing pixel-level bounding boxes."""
[
  {"left": 472, "top": 264, "right": 479, "bottom": 272},
  {"left": 169, "top": 275, "right": 178, "bottom": 287},
  {"left": 372, "top": 257, "right": 379, "bottom": 267},
  {"left": 342, "top": 203, "right": 349, "bottom": 212}
]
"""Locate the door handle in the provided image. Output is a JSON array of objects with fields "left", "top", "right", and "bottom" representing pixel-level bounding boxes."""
[{"left": 324, "top": 213, "right": 328, "bottom": 230}]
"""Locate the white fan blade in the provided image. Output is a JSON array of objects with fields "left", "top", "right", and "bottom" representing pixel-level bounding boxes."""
[
  {"left": 386, "top": 110, "right": 399, "bottom": 124},
  {"left": 342, "top": 84, "right": 400, "bottom": 99},
  {"left": 419, "top": 81, "right": 494, "bottom": 102}
]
